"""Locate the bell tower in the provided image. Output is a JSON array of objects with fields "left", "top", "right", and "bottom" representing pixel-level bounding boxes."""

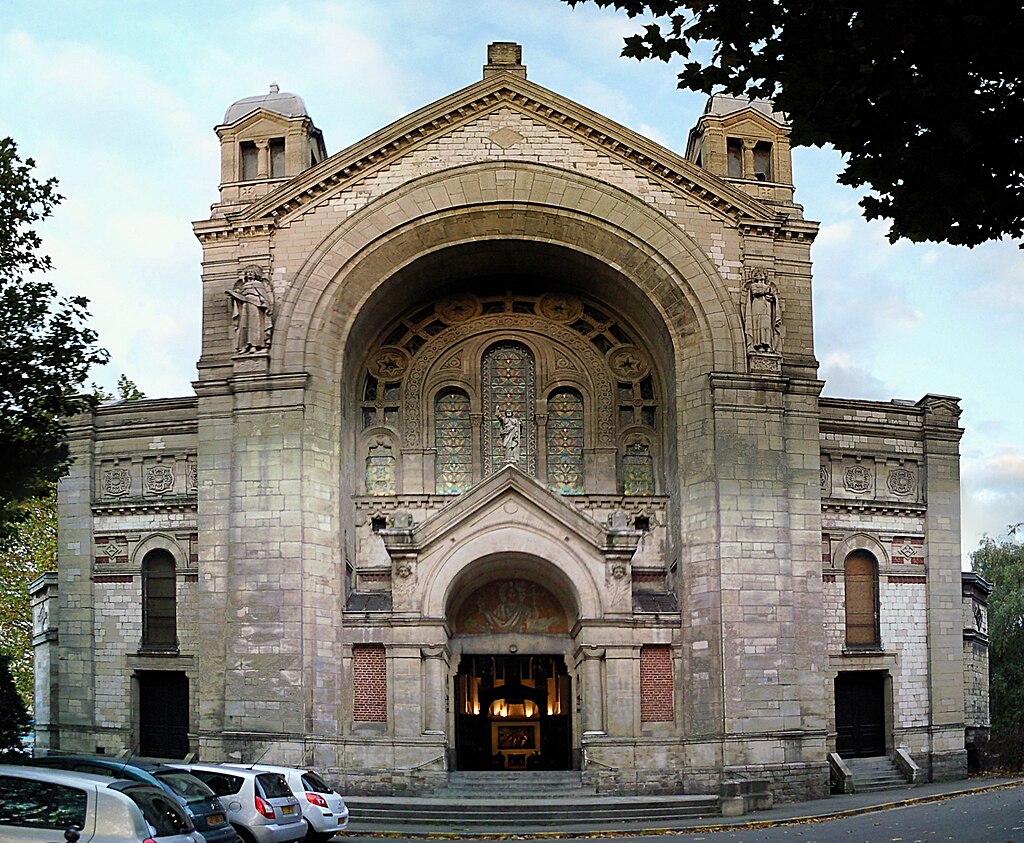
[
  {"left": 214, "top": 83, "right": 328, "bottom": 207},
  {"left": 686, "top": 95, "right": 794, "bottom": 205}
]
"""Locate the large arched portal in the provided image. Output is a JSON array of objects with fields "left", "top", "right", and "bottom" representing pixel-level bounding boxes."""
[{"left": 447, "top": 569, "right": 577, "bottom": 771}]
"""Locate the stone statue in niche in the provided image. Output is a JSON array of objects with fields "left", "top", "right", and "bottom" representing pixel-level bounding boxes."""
[
  {"left": 227, "top": 266, "right": 274, "bottom": 353},
  {"left": 741, "top": 267, "right": 783, "bottom": 354},
  {"left": 495, "top": 410, "right": 522, "bottom": 464}
]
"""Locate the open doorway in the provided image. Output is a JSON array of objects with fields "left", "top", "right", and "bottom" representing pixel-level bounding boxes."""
[{"left": 454, "top": 654, "right": 571, "bottom": 770}]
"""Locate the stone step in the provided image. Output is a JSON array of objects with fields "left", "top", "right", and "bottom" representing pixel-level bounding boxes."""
[
  {"left": 441, "top": 770, "right": 594, "bottom": 797},
  {"left": 344, "top": 794, "right": 720, "bottom": 832},
  {"left": 842, "top": 754, "right": 911, "bottom": 793}
]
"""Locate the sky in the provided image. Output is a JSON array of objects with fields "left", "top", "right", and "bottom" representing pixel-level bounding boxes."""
[{"left": 1, "top": 1, "right": 1020, "bottom": 565}]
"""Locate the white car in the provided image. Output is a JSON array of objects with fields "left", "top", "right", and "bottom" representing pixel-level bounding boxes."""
[
  {"left": 173, "top": 764, "right": 304, "bottom": 843},
  {"left": 0, "top": 763, "right": 203, "bottom": 843},
  {"left": 225, "top": 765, "right": 348, "bottom": 842}
]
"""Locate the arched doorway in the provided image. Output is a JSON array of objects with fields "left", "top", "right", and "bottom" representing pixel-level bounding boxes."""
[{"left": 449, "top": 577, "right": 574, "bottom": 771}]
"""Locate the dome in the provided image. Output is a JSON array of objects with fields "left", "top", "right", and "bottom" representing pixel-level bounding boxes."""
[{"left": 222, "top": 83, "right": 309, "bottom": 125}]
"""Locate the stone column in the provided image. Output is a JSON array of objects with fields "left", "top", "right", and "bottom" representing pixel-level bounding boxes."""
[
  {"left": 255, "top": 140, "right": 270, "bottom": 179},
  {"left": 29, "top": 573, "right": 60, "bottom": 752},
  {"left": 577, "top": 646, "right": 607, "bottom": 736},
  {"left": 421, "top": 645, "right": 449, "bottom": 735}
]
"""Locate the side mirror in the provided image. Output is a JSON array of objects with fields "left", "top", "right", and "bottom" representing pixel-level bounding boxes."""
[{"left": 64, "top": 826, "right": 82, "bottom": 842}]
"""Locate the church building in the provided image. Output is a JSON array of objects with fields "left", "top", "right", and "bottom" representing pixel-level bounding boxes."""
[{"left": 32, "top": 43, "right": 988, "bottom": 801}]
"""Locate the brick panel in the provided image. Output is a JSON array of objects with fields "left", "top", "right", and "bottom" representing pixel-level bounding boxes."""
[
  {"left": 353, "top": 644, "right": 387, "bottom": 722},
  {"left": 640, "top": 645, "right": 674, "bottom": 722}
]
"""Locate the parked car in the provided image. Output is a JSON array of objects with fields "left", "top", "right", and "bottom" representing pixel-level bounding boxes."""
[
  {"left": 21, "top": 756, "right": 237, "bottom": 842},
  {"left": 0, "top": 763, "right": 203, "bottom": 842},
  {"left": 171, "top": 765, "right": 304, "bottom": 843},
  {"left": 224, "top": 765, "right": 347, "bottom": 842}
]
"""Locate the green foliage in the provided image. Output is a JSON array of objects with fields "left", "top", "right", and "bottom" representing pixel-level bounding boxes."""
[
  {"left": 0, "top": 654, "right": 30, "bottom": 755},
  {"left": 0, "top": 137, "right": 108, "bottom": 536},
  {"left": 0, "top": 491, "right": 57, "bottom": 709},
  {"left": 91, "top": 375, "right": 147, "bottom": 403},
  {"left": 971, "top": 526, "right": 1024, "bottom": 762},
  {"left": 563, "top": 1, "right": 1024, "bottom": 248}
]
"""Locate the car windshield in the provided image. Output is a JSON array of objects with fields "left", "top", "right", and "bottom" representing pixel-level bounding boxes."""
[
  {"left": 154, "top": 770, "right": 217, "bottom": 804},
  {"left": 122, "top": 786, "right": 194, "bottom": 836},
  {"left": 300, "top": 772, "right": 333, "bottom": 794},
  {"left": 256, "top": 773, "right": 292, "bottom": 799}
]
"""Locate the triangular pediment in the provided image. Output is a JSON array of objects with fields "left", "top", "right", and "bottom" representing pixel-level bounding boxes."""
[
  {"left": 229, "top": 71, "right": 778, "bottom": 228},
  {"left": 380, "top": 465, "right": 637, "bottom": 559}
]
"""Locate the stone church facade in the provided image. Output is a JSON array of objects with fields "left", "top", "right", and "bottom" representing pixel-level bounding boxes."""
[{"left": 32, "top": 44, "right": 988, "bottom": 800}]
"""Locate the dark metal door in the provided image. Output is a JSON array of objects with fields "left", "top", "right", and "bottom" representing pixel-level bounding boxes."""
[
  {"left": 138, "top": 671, "right": 189, "bottom": 758},
  {"left": 835, "top": 671, "right": 886, "bottom": 757}
]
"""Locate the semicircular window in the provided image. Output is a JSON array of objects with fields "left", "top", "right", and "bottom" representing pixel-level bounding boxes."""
[
  {"left": 435, "top": 389, "right": 472, "bottom": 494},
  {"left": 546, "top": 389, "right": 584, "bottom": 495}
]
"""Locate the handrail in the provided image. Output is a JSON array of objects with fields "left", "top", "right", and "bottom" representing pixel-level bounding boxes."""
[
  {"left": 583, "top": 748, "right": 619, "bottom": 771},
  {"left": 399, "top": 753, "right": 447, "bottom": 772}
]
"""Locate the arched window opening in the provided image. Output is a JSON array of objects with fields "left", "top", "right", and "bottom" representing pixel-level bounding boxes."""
[
  {"left": 546, "top": 389, "right": 584, "bottom": 495},
  {"left": 622, "top": 439, "right": 655, "bottom": 496},
  {"left": 435, "top": 389, "right": 472, "bottom": 494},
  {"left": 845, "top": 550, "right": 879, "bottom": 647},
  {"left": 365, "top": 441, "right": 396, "bottom": 496},
  {"left": 142, "top": 550, "right": 177, "bottom": 650},
  {"left": 482, "top": 342, "right": 536, "bottom": 476}
]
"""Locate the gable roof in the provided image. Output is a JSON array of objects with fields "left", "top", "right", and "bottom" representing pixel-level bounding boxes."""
[{"left": 228, "top": 70, "right": 782, "bottom": 229}]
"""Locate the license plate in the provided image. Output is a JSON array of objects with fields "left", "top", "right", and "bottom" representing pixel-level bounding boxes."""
[
  {"left": 281, "top": 805, "right": 296, "bottom": 815},
  {"left": 207, "top": 814, "right": 225, "bottom": 826}
]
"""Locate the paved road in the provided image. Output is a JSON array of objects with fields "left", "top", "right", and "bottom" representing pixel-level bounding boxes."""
[{"left": 338, "top": 783, "right": 1024, "bottom": 843}]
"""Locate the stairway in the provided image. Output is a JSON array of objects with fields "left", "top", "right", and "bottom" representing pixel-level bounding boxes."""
[
  {"left": 344, "top": 772, "right": 720, "bottom": 833},
  {"left": 844, "top": 755, "right": 911, "bottom": 793}
]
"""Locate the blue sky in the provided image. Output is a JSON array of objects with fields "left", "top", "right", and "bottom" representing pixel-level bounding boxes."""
[{"left": 1, "top": 1, "right": 1020, "bottom": 564}]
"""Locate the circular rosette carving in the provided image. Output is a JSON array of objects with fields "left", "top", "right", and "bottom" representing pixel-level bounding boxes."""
[
  {"left": 607, "top": 345, "right": 650, "bottom": 380},
  {"left": 537, "top": 293, "right": 583, "bottom": 323},
  {"left": 437, "top": 294, "right": 481, "bottom": 323},
  {"left": 369, "top": 346, "right": 410, "bottom": 380}
]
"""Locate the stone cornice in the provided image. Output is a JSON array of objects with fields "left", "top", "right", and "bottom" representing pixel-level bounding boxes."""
[{"left": 196, "top": 73, "right": 805, "bottom": 244}]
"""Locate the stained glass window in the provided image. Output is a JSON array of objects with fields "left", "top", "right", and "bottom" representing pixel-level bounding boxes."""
[
  {"left": 365, "top": 442, "right": 396, "bottom": 496},
  {"left": 482, "top": 342, "right": 536, "bottom": 476},
  {"left": 622, "top": 440, "right": 655, "bottom": 495},
  {"left": 547, "top": 389, "right": 584, "bottom": 494},
  {"left": 435, "top": 389, "right": 472, "bottom": 494}
]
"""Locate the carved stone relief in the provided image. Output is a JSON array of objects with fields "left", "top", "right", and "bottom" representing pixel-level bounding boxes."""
[
  {"left": 144, "top": 464, "right": 175, "bottom": 495},
  {"left": 741, "top": 267, "right": 783, "bottom": 354},
  {"left": 843, "top": 464, "right": 873, "bottom": 494},
  {"left": 820, "top": 464, "right": 831, "bottom": 495},
  {"left": 102, "top": 467, "right": 132, "bottom": 498},
  {"left": 887, "top": 468, "right": 916, "bottom": 496}
]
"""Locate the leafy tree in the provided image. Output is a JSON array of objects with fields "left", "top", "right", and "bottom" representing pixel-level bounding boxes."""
[
  {"left": 0, "top": 654, "right": 30, "bottom": 756},
  {"left": 971, "top": 526, "right": 1024, "bottom": 765},
  {"left": 0, "top": 491, "right": 56, "bottom": 708},
  {"left": 1, "top": 136, "right": 108, "bottom": 537},
  {"left": 0, "top": 378, "right": 144, "bottom": 710},
  {"left": 563, "top": 1, "right": 1024, "bottom": 248}
]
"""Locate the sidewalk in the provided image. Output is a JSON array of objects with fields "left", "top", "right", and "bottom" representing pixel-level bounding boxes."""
[{"left": 336, "top": 776, "right": 1024, "bottom": 840}]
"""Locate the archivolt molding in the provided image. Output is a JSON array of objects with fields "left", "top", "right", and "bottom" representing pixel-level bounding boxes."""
[
  {"left": 273, "top": 161, "right": 740, "bottom": 379},
  {"left": 131, "top": 533, "right": 189, "bottom": 569},
  {"left": 831, "top": 532, "right": 890, "bottom": 569}
]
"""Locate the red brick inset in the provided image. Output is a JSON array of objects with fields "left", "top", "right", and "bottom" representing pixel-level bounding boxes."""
[
  {"left": 639, "top": 644, "right": 674, "bottom": 722},
  {"left": 353, "top": 643, "right": 387, "bottom": 722}
]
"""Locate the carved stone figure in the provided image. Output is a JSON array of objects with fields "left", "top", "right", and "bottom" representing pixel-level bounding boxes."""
[
  {"left": 741, "top": 267, "right": 783, "bottom": 353},
  {"left": 496, "top": 410, "right": 522, "bottom": 464},
  {"left": 227, "top": 266, "right": 274, "bottom": 353}
]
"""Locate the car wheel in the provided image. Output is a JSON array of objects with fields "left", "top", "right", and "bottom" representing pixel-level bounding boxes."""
[
  {"left": 232, "top": 824, "right": 257, "bottom": 843},
  {"left": 304, "top": 827, "right": 335, "bottom": 843}
]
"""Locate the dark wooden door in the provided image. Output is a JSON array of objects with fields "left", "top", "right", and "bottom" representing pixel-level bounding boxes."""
[
  {"left": 835, "top": 671, "right": 886, "bottom": 757},
  {"left": 138, "top": 671, "right": 189, "bottom": 758}
]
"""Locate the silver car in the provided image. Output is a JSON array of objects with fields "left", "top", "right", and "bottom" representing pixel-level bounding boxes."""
[
  {"left": 225, "top": 765, "right": 347, "bottom": 842},
  {"left": 173, "top": 764, "right": 304, "bottom": 843},
  {"left": 0, "top": 763, "right": 203, "bottom": 842}
]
